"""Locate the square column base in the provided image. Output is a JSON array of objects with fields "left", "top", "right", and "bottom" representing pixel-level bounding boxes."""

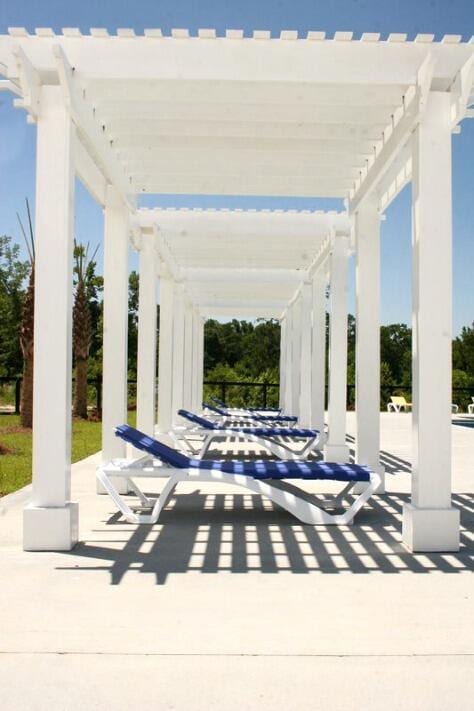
[
  {"left": 353, "top": 464, "right": 385, "bottom": 494},
  {"left": 324, "top": 443, "right": 350, "bottom": 463},
  {"left": 96, "top": 475, "right": 131, "bottom": 495},
  {"left": 402, "top": 503, "right": 460, "bottom": 552},
  {"left": 23, "top": 502, "right": 78, "bottom": 551}
]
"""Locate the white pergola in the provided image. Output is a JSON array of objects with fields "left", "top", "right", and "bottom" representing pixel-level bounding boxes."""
[{"left": 1, "top": 28, "right": 473, "bottom": 553}]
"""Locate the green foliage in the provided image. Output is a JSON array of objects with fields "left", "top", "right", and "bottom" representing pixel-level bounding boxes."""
[
  {"left": 0, "top": 235, "right": 30, "bottom": 376},
  {"left": 0, "top": 415, "right": 102, "bottom": 496}
]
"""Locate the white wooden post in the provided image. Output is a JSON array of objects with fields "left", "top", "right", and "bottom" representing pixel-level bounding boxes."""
[
  {"left": 284, "top": 307, "right": 293, "bottom": 414},
  {"left": 299, "top": 282, "right": 313, "bottom": 427},
  {"left": 157, "top": 277, "right": 174, "bottom": 432},
  {"left": 191, "top": 311, "right": 201, "bottom": 411},
  {"left": 403, "top": 92, "right": 460, "bottom": 552},
  {"left": 171, "top": 284, "right": 185, "bottom": 423},
  {"left": 100, "top": 185, "right": 129, "bottom": 488},
  {"left": 183, "top": 304, "right": 194, "bottom": 410},
  {"left": 324, "top": 235, "right": 350, "bottom": 462},
  {"left": 23, "top": 86, "right": 77, "bottom": 551},
  {"left": 196, "top": 317, "right": 205, "bottom": 409},
  {"left": 136, "top": 236, "right": 157, "bottom": 435},
  {"left": 291, "top": 297, "right": 302, "bottom": 417},
  {"left": 311, "top": 270, "right": 326, "bottom": 441},
  {"left": 354, "top": 200, "right": 385, "bottom": 492},
  {"left": 279, "top": 317, "right": 287, "bottom": 410}
]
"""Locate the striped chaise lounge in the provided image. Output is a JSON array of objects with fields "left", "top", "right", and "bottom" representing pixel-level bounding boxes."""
[
  {"left": 97, "top": 425, "right": 380, "bottom": 526},
  {"left": 210, "top": 395, "right": 282, "bottom": 415},
  {"left": 172, "top": 408, "right": 321, "bottom": 460},
  {"left": 203, "top": 402, "right": 298, "bottom": 427}
]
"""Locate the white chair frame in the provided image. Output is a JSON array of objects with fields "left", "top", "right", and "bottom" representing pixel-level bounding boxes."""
[
  {"left": 97, "top": 456, "right": 380, "bottom": 526},
  {"left": 167, "top": 422, "right": 323, "bottom": 460}
]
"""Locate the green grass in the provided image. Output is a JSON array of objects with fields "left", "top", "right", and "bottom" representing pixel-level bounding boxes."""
[{"left": 0, "top": 414, "right": 103, "bottom": 497}]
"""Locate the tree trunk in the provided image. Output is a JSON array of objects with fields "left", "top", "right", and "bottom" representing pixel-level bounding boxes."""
[
  {"left": 20, "top": 353, "right": 34, "bottom": 428},
  {"left": 73, "top": 357, "right": 89, "bottom": 419}
]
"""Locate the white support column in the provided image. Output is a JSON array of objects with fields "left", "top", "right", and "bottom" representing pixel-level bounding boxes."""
[
  {"left": 23, "top": 86, "right": 77, "bottom": 551},
  {"left": 354, "top": 200, "right": 385, "bottom": 492},
  {"left": 100, "top": 186, "right": 129, "bottom": 479},
  {"left": 291, "top": 297, "right": 302, "bottom": 418},
  {"left": 279, "top": 317, "right": 287, "bottom": 410},
  {"left": 191, "top": 312, "right": 201, "bottom": 412},
  {"left": 183, "top": 304, "right": 194, "bottom": 410},
  {"left": 196, "top": 317, "right": 205, "bottom": 410},
  {"left": 403, "top": 92, "right": 460, "bottom": 552},
  {"left": 171, "top": 284, "right": 185, "bottom": 423},
  {"left": 311, "top": 270, "right": 326, "bottom": 441},
  {"left": 284, "top": 307, "right": 293, "bottom": 414},
  {"left": 157, "top": 277, "right": 174, "bottom": 433},
  {"left": 299, "top": 282, "right": 313, "bottom": 427},
  {"left": 136, "top": 237, "right": 158, "bottom": 436},
  {"left": 324, "top": 235, "right": 350, "bottom": 462}
]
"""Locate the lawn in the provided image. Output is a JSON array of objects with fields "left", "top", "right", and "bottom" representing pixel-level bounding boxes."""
[{"left": 0, "top": 415, "right": 102, "bottom": 496}]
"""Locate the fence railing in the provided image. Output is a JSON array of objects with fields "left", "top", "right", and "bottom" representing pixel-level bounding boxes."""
[{"left": 1, "top": 376, "right": 474, "bottom": 415}]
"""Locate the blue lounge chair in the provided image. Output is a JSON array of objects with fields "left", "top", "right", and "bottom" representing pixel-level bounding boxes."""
[
  {"left": 173, "top": 408, "right": 320, "bottom": 460},
  {"left": 203, "top": 402, "right": 298, "bottom": 426},
  {"left": 96, "top": 425, "right": 380, "bottom": 525},
  {"left": 210, "top": 395, "right": 282, "bottom": 414}
]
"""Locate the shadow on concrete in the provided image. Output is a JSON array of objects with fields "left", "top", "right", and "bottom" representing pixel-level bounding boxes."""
[
  {"left": 345, "top": 434, "right": 412, "bottom": 474},
  {"left": 57, "top": 489, "right": 473, "bottom": 585}
]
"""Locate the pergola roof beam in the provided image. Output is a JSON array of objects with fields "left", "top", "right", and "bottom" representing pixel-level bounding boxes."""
[
  {"left": 53, "top": 44, "right": 135, "bottom": 208},
  {"left": 1, "top": 34, "right": 472, "bottom": 85},
  {"left": 348, "top": 55, "right": 433, "bottom": 213}
]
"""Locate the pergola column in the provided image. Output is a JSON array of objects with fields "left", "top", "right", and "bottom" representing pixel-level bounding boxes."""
[
  {"left": 403, "top": 92, "right": 460, "bottom": 552},
  {"left": 183, "top": 304, "right": 194, "bottom": 410},
  {"left": 354, "top": 200, "right": 385, "bottom": 492},
  {"left": 191, "top": 312, "right": 202, "bottom": 411},
  {"left": 23, "top": 86, "right": 77, "bottom": 551},
  {"left": 101, "top": 186, "right": 129, "bottom": 483},
  {"left": 157, "top": 276, "right": 174, "bottom": 432},
  {"left": 171, "top": 284, "right": 185, "bottom": 423},
  {"left": 279, "top": 317, "right": 287, "bottom": 410},
  {"left": 299, "top": 282, "right": 313, "bottom": 427},
  {"left": 324, "top": 235, "right": 350, "bottom": 462},
  {"left": 136, "top": 237, "right": 158, "bottom": 436},
  {"left": 283, "top": 307, "right": 293, "bottom": 413},
  {"left": 311, "top": 270, "right": 326, "bottom": 440},
  {"left": 291, "top": 297, "right": 302, "bottom": 417},
  {"left": 196, "top": 317, "right": 205, "bottom": 409}
]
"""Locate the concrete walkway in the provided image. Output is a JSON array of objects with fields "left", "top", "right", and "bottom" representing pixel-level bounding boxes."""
[{"left": 0, "top": 413, "right": 473, "bottom": 710}]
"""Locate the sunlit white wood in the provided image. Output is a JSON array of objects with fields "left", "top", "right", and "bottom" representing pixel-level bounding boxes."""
[
  {"left": 157, "top": 277, "right": 174, "bottom": 432},
  {"left": 324, "top": 236, "right": 350, "bottom": 462},
  {"left": 279, "top": 316, "right": 287, "bottom": 409},
  {"left": 354, "top": 200, "right": 384, "bottom": 492},
  {"left": 284, "top": 306, "right": 293, "bottom": 413},
  {"left": 171, "top": 284, "right": 185, "bottom": 424},
  {"left": 291, "top": 297, "right": 302, "bottom": 417},
  {"left": 403, "top": 92, "right": 460, "bottom": 552},
  {"left": 311, "top": 271, "right": 326, "bottom": 435},
  {"left": 136, "top": 237, "right": 158, "bottom": 436},
  {"left": 101, "top": 186, "right": 130, "bottom": 468},
  {"left": 182, "top": 305, "right": 194, "bottom": 410},
  {"left": 53, "top": 44, "right": 135, "bottom": 206},
  {"left": 299, "top": 283, "right": 313, "bottom": 427},
  {"left": 23, "top": 85, "right": 77, "bottom": 551},
  {"left": 74, "top": 133, "right": 107, "bottom": 206}
]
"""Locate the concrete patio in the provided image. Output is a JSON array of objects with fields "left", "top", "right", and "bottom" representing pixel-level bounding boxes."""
[{"left": 0, "top": 412, "right": 472, "bottom": 710}]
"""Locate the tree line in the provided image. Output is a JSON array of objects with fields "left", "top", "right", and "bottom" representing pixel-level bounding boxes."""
[{"left": 1, "top": 230, "right": 474, "bottom": 423}]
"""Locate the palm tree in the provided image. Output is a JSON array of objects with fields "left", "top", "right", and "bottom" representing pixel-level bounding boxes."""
[
  {"left": 73, "top": 242, "right": 98, "bottom": 418},
  {"left": 17, "top": 200, "right": 35, "bottom": 428}
]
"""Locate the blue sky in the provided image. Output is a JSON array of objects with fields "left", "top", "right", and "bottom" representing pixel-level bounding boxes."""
[{"left": 0, "top": 0, "right": 473, "bottom": 334}]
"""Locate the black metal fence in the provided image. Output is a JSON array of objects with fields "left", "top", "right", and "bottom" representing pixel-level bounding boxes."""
[{"left": 1, "top": 376, "right": 473, "bottom": 415}]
